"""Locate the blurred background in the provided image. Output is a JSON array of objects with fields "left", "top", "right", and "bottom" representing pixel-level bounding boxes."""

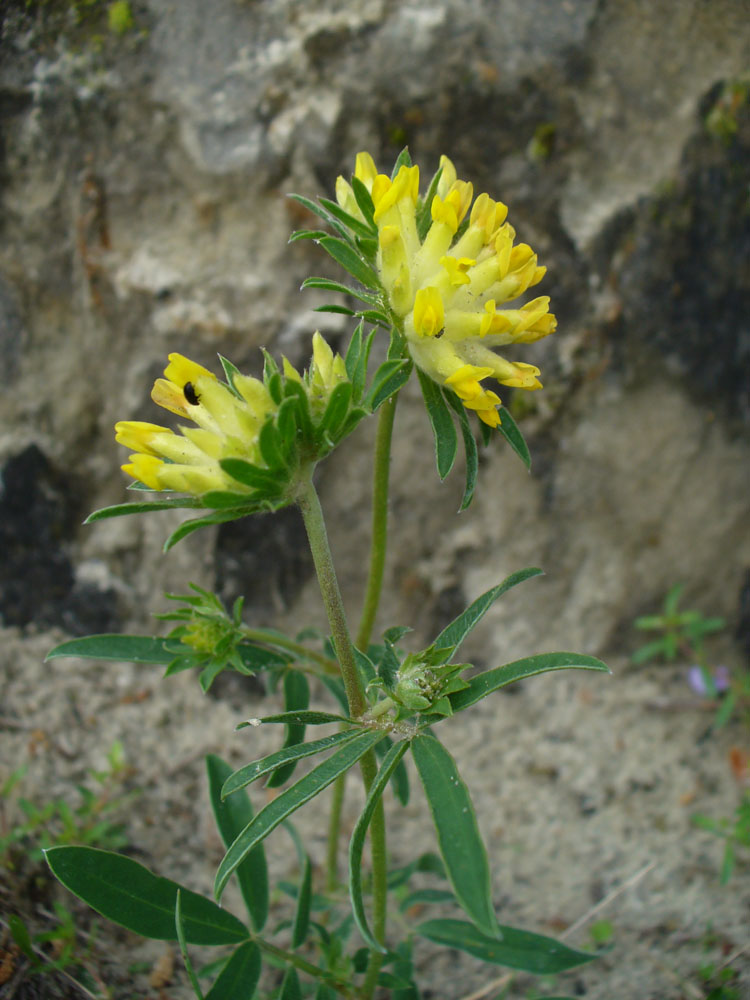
[{"left": 1, "top": 2, "right": 749, "bottom": 996}]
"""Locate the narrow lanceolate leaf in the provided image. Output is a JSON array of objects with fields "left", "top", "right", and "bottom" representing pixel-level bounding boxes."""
[
  {"left": 175, "top": 891, "right": 205, "bottom": 1000},
  {"left": 46, "top": 635, "right": 179, "bottom": 664},
  {"left": 318, "top": 196, "right": 377, "bottom": 240},
  {"left": 350, "top": 740, "right": 410, "bottom": 951},
  {"left": 444, "top": 389, "right": 478, "bottom": 511},
  {"left": 449, "top": 652, "right": 611, "bottom": 713},
  {"left": 432, "top": 568, "right": 543, "bottom": 664},
  {"left": 267, "top": 671, "right": 310, "bottom": 788},
  {"left": 416, "top": 919, "right": 596, "bottom": 974},
  {"left": 496, "top": 406, "right": 531, "bottom": 469},
  {"left": 411, "top": 735, "right": 499, "bottom": 939},
  {"left": 163, "top": 510, "right": 250, "bottom": 552},
  {"left": 350, "top": 175, "right": 376, "bottom": 230},
  {"left": 85, "top": 498, "right": 203, "bottom": 522},
  {"left": 206, "top": 756, "right": 268, "bottom": 932},
  {"left": 204, "top": 941, "right": 262, "bottom": 1000},
  {"left": 291, "top": 854, "right": 313, "bottom": 947},
  {"left": 364, "top": 359, "right": 412, "bottom": 412},
  {"left": 46, "top": 846, "right": 248, "bottom": 944},
  {"left": 317, "top": 236, "right": 380, "bottom": 290},
  {"left": 235, "top": 710, "right": 351, "bottom": 729},
  {"left": 417, "top": 369, "right": 458, "bottom": 480},
  {"left": 222, "top": 731, "right": 361, "bottom": 797},
  {"left": 301, "top": 276, "right": 379, "bottom": 306},
  {"left": 279, "top": 967, "right": 302, "bottom": 1000},
  {"left": 215, "top": 730, "right": 386, "bottom": 900}
]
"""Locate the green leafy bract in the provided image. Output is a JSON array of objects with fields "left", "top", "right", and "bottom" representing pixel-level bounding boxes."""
[
  {"left": 411, "top": 734, "right": 499, "bottom": 939},
  {"left": 214, "top": 729, "right": 386, "bottom": 900},
  {"left": 45, "top": 846, "right": 248, "bottom": 945},
  {"left": 416, "top": 919, "right": 596, "bottom": 974},
  {"left": 206, "top": 756, "right": 269, "bottom": 931}
]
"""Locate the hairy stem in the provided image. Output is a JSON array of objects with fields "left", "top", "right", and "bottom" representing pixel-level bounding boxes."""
[{"left": 356, "top": 394, "right": 398, "bottom": 651}]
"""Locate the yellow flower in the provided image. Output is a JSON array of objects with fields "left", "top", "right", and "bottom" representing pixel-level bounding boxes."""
[
  {"left": 116, "top": 353, "right": 276, "bottom": 495},
  {"left": 337, "top": 153, "right": 556, "bottom": 427},
  {"left": 281, "top": 331, "right": 348, "bottom": 412}
]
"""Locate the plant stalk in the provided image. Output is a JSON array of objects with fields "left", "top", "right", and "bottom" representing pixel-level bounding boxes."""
[
  {"left": 356, "top": 394, "right": 398, "bottom": 651},
  {"left": 297, "top": 469, "right": 388, "bottom": 995}
]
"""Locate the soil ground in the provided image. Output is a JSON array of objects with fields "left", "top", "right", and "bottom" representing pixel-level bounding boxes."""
[{"left": 1, "top": 622, "right": 749, "bottom": 1000}]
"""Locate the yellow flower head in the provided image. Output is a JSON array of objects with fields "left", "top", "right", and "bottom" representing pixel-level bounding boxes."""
[
  {"left": 116, "top": 353, "right": 276, "bottom": 495},
  {"left": 336, "top": 152, "right": 556, "bottom": 426}
]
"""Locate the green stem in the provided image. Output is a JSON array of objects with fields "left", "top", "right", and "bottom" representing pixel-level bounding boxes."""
[
  {"left": 256, "top": 937, "right": 351, "bottom": 994},
  {"left": 356, "top": 394, "right": 398, "bottom": 651},
  {"left": 296, "top": 469, "right": 388, "bottom": 995}
]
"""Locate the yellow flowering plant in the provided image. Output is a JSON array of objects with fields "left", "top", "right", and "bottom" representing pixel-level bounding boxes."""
[{"left": 46, "top": 151, "right": 609, "bottom": 1000}]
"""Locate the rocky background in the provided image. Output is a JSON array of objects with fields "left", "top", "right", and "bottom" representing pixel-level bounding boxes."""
[{"left": 1, "top": 1, "right": 750, "bottom": 998}]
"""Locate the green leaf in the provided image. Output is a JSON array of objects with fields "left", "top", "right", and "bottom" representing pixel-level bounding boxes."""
[
  {"left": 411, "top": 734, "right": 499, "bottom": 938},
  {"left": 206, "top": 756, "right": 268, "bottom": 932},
  {"left": 319, "top": 381, "right": 354, "bottom": 444},
  {"left": 46, "top": 846, "right": 248, "bottom": 944},
  {"left": 215, "top": 730, "right": 386, "bottom": 900},
  {"left": 267, "top": 671, "right": 310, "bottom": 788},
  {"left": 163, "top": 510, "right": 251, "bottom": 552},
  {"left": 219, "top": 459, "right": 284, "bottom": 493},
  {"left": 391, "top": 147, "right": 412, "bottom": 177},
  {"left": 416, "top": 369, "right": 458, "bottom": 480},
  {"left": 497, "top": 406, "right": 531, "bottom": 469},
  {"left": 444, "top": 389, "right": 478, "bottom": 511},
  {"left": 350, "top": 740, "right": 410, "bottom": 951},
  {"left": 416, "top": 919, "right": 596, "bottom": 974},
  {"left": 236, "top": 643, "right": 289, "bottom": 672},
  {"left": 301, "top": 276, "right": 379, "bottom": 305},
  {"left": 279, "top": 967, "right": 302, "bottom": 1000},
  {"left": 416, "top": 163, "right": 444, "bottom": 241},
  {"left": 350, "top": 176, "right": 376, "bottom": 230},
  {"left": 291, "top": 854, "right": 312, "bottom": 947},
  {"left": 222, "top": 732, "right": 361, "bottom": 797},
  {"left": 433, "top": 568, "right": 543, "bottom": 664},
  {"left": 450, "top": 652, "right": 611, "bottom": 713},
  {"left": 85, "top": 498, "right": 203, "bottom": 522},
  {"left": 204, "top": 941, "right": 262, "bottom": 1000},
  {"left": 201, "top": 491, "right": 258, "bottom": 509},
  {"left": 317, "top": 236, "right": 380, "bottom": 290},
  {"left": 258, "top": 420, "right": 288, "bottom": 471},
  {"left": 175, "top": 891, "right": 205, "bottom": 1000},
  {"left": 236, "top": 710, "right": 351, "bottom": 729},
  {"left": 364, "top": 358, "right": 412, "bottom": 412},
  {"left": 9, "top": 915, "right": 35, "bottom": 961},
  {"left": 289, "top": 228, "right": 328, "bottom": 242},
  {"left": 287, "top": 194, "right": 352, "bottom": 242},
  {"left": 374, "top": 736, "right": 409, "bottom": 806},
  {"left": 217, "top": 355, "right": 244, "bottom": 399},
  {"left": 319, "top": 196, "right": 377, "bottom": 239},
  {"left": 46, "top": 635, "right": 179, "bottom": 664}
]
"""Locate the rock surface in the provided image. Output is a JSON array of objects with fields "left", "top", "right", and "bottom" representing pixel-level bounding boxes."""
[{"left": 1, "top": 1, "right": 749, "bottom": 997}]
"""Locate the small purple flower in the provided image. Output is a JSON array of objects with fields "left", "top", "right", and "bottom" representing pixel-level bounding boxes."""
[{"left": 687, "top": 664, "right": 730, "bottom": 696}]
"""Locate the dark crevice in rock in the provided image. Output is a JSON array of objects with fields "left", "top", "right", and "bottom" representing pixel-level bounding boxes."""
[
  {"left": 0, "top": 444, "right": 119, "bottom": 632},
  {"left": 214, "top": 505, "right": 314, "bottom": 622},
  {"left": 595, "top": 83, "right": 750, "bottom": 424}
]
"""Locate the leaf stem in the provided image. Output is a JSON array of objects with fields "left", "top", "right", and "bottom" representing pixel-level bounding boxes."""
[
  {"left": 239, "top": 626, "right": 338, "bottom": 674},
  {"left": 356, "top": 393, "right": 398, "bottom": 650}
]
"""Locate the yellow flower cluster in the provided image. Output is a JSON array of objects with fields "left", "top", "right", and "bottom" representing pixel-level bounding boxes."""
[
  {"left": 116, "top": 333, "right": 348, "bottom": 496},
  {"left": 336, "top": 153, "right": 556, "bottom": 427},
  {"left": 115, "top": 353, "right": 276, "bottom": 495}
]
